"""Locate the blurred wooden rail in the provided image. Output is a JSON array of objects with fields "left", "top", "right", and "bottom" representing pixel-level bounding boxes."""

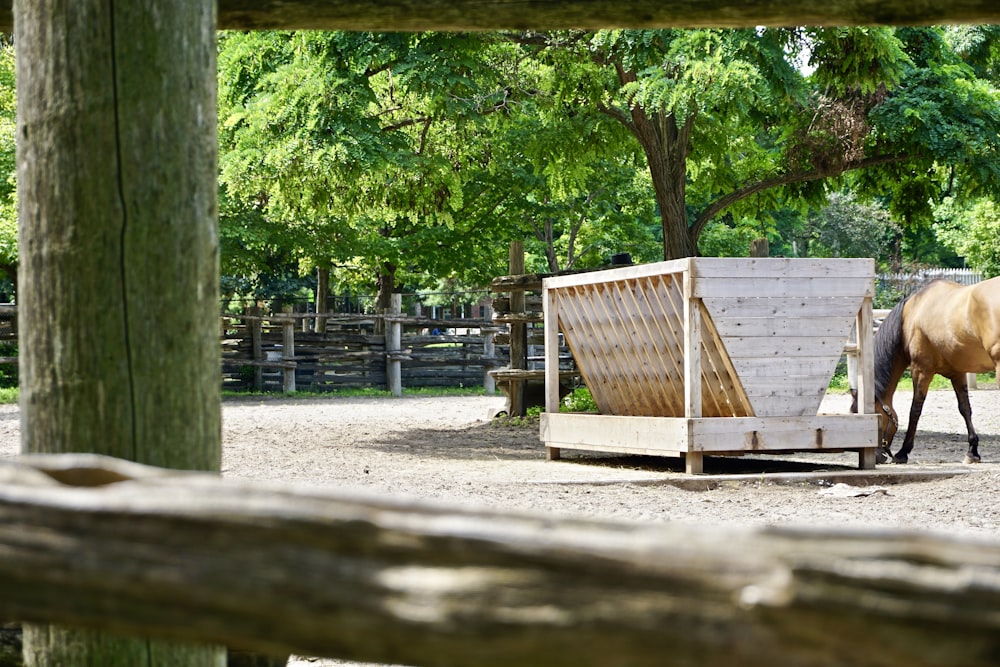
[
  {"left": 1, "top": 0, "right": 999, "bottom": 33},
  {"left": 2, "top": 453, "right": 1000, "bottom": 667}
]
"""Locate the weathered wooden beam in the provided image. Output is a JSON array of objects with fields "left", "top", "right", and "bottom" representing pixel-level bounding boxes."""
[
  {"left": 4, "top": 453, "right": 1000, "bottom": 667},
  {"left": 4, "top": 0, "right": 999, "bottom": 34}
]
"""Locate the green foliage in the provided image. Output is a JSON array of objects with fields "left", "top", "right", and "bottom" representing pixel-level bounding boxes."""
[
  {"left": 561, "top": 386, "right": 597, "bottom": 412},
  {"left": 804, "top": 192, "right": 900, "bottom": 265},
  {"left": 218, "top": 31, "right": 528, "bottom": 298},
  {"left": 860, "top": 28, "right": 1000, "bottom": 225},
  {"left": 212, "top": 27, "right": 999, "bottom": 303},
  {"left": 0, "top": 42, "right": 16, "bottom": 293},
  {"left": 807, "top": 27, "right": 909, "bottom": 95},
  {"left": 934, "top": 198, "right": 1000, "bottom": 278},
  {"left": 947, "top": 25, "right": 1000, "bottom": 83},
  {"left": 0, "top": 343, "right": 14, "bottom": 388},
  {"left": 697, "top": 217, "right": 759, "bottom": 257}
]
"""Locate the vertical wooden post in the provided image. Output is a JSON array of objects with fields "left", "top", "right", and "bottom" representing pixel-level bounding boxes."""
[
  {"left": 15, "top": 0, "right": 223, "bottom": 664},
  {"left": 483, "top": 302, "right": 496, "bottom": 395},
  {"left": 857, "top": 294, "right": 876, "bottom": 470},
  {"left": 387, "top": 293, "right": 403, "bottom": 397},
  {"left": 846, "top": 321, "right": 859, "bottom": 400},
  {"left": 683, "top": 260, "right": 704, "bottom": 475},
  {"left": 250, "top": 307, "right": 263, "bottom": 392},
  {"left": 282, "top": 305, "right": 296, "bottom": 393},
  {"left": 316, "top": 267, "right": 329, "bottom": 335},
  {"left": 509, "top": 241, "right": 526, "bottom": 417},
  {"left": 544, "top": 284, "right": 561, "bottom": 461}
]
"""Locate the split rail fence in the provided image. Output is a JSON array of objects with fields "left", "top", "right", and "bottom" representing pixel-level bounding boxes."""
[
  {"left": 3, "top": 453, "right": 1000, "bottom": 667},
  {"left": 221, "top": 307, "right": 505, "bottom": 394}
]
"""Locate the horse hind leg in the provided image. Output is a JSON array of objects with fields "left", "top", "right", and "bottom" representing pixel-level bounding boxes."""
[{"left": 953, "top": 377, "right": 981, "bottom": 464}]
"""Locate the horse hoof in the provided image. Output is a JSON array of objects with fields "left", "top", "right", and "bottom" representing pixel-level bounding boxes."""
[
  {"left": 964, "top": 455, "right": 982, "bottom": 464},
  {"left": 876, "top": 451, "right": 889, "bottom": 465},
  {"left": 892, "top": 455, "right": 908, "bottom": 464}
]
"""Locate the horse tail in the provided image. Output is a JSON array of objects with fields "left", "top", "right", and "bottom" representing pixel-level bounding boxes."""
[{"left": 873, "top": 295, "right": 908, "bottom": 399}]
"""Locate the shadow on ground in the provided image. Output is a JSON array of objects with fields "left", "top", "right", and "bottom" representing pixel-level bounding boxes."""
[{"left": 370, "top": 419, "right": 875, "bottom": 475}]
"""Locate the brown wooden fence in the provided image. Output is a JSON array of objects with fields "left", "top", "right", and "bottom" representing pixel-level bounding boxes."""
[
  {"left": 0, "top": 304, "right": 539, "bottom": 395},
  {"left": 0, "top": 305, "right": 14, "bottom": 366},
  {"left": 3, "top": 453, "right": 1000, "bottom": 667},
  {"left": 221, "top": 311, "right": 506, "bottom": 393}
]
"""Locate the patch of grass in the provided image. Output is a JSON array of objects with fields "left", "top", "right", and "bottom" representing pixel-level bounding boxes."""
[
  {"left": 223, "top": 385, "right": 488, "bottom": 401},
  {"left": 0, "top": 386, "right": 16, "bottom": 404},
  {"left": 894, "top": 372, "right": 995, "bottom": 392},
  {"left": 491, "top": 411, "right": 541, "bottom": 428}
]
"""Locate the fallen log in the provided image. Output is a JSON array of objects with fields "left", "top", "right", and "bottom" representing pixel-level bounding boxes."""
[{"left": 2, "top": 453, "right": 1000, "bottom": 666}]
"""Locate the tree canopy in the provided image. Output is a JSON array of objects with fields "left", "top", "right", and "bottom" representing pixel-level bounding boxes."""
[
  {"left": 216, "top": 26, "right": 999, "bottom": 307},
  {"left": 3, "top": 27, "right": 998, "bottom": 306}
]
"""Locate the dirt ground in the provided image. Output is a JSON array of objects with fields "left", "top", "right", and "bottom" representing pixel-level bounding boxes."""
[{"left": 3, "top": 386, "right": 1000, "bottom": 666}]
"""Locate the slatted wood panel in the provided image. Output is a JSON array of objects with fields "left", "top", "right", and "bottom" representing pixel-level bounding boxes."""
[
  {"left": 555, "top": 273, "right": 753, "bottom": 418},
  {"left": 547, "top": 258, "right": 873, "bottom": 419},
  {"left": 695, "top": 259, "right": 872, "bottom": 417}
]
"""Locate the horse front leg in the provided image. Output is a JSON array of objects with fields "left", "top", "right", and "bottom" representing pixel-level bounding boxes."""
[
  {"left": 952, "top": 377, "right": 981, "bottom": 463},
  {"left": 893, "top": 371, "right": 932, "bottom": 464}
]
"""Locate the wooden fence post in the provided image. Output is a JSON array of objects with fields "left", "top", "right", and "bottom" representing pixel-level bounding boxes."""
[
  {"left": 282, "top": 305, "right": 296, "bottom": 393},
  {"left": 15, "top": 0, "right": 223, "bottom": 664},
  {"left": 316, "top": 267, "right": 329, "bottom": 335},
  {"left": 387, "top": 293, "right": 403, "bottom": 397},
  {"left": 508, "top": 241, "right": 526, "bottom": 417},
  {"left": 483, "top": 303, "right": 496, "bottom": 395},
  {"left": 250, "top": 307, "right": 263, "bottom": 392}
]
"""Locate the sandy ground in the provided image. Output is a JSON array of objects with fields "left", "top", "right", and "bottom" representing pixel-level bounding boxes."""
[{"left": 3, "top": 386, "right": 1000, "bottom": 666}]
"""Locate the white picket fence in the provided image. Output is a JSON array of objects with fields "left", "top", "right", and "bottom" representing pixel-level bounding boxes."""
[{"left": 877, "top": 268, "right": 982, "bottom": 297}]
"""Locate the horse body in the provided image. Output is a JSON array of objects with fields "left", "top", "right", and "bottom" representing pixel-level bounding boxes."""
[{"left": 872, "top": 277, "right": 1000, "bottom": 464}]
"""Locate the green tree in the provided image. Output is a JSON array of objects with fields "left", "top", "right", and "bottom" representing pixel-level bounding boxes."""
[
  {"left": 802, "top": 192, "right": 901, "bottom": 264},
  {"left": 509, "top": 28, "right": 901, "bottom": 258},
  {"left": 218, "top": 31, "right": 514, "bottom": 314},
  {"left": 858, "top": 27, "right": 1000, "bottom": 226},
  {"left": 935, "top": 197, "right": 1000, "bottom": 277},
  {"left": 0, "top": 41, "right": 16, "bottom": 297},
  {"left": 471, "top": 79, "right": 661, "bottom": 272},
  {"left": 514, "top": 27, "right": 1000, "bottom": 260}
]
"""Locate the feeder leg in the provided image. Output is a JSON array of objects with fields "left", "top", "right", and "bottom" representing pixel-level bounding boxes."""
[
  {"left": 858, "top": 448, "right": 877, "bottom": 470},
  {"left": 547, "top": 446, "right": 561, "bottom": 461},
  {"left": 685, "top": 452, "right": 703, "bottom": 475}
]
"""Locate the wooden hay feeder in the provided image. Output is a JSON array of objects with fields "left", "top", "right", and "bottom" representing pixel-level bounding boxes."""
[{"left": 540, "top": 258, "right": 879, "bottom": 474}]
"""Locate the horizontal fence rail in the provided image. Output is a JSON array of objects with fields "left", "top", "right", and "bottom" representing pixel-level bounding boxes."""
[
  {"left": 222, "top": 310, "right": 506, "bottom": 393},
  {"left": 2, "top": 453, "right": 1000, "bottom": 667}
]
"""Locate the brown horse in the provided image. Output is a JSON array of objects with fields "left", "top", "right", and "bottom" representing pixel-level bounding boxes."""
[{"left": 862, "top": 277, "right": 1000, "bottom": 464}]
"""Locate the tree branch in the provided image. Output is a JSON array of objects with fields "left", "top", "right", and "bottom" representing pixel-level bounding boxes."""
[
  {"left": 382, "top": 115, "right": 432, "bottom": 133},
  {"left": 690, "top": 152, "right": 912, "bottom": 242}
]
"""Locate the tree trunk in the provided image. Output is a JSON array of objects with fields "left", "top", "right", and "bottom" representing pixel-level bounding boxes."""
[
  {"left": 15, "top": 0, "right": 222, "bottom": 664},
  {"left": 628, "top": 102, "right": 697, "bottom": 259},
  {"left": 315, "top": 266, "right": 329, "bottom": 334},
  {"left": 374, "top": 261, "right": 397, "bottom": 335}
]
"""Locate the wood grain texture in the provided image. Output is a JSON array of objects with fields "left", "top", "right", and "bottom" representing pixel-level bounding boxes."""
[
  {"left": 3, "top": 0, "right": 999, "bottom": 33},
  {"left": 15, "top": 1, "right": 222, "bottom": 663},
  {"left": 2, "top": 453, "right": 1000, "bottom": 667},
  {"left": 16, "top": 0, "right": 220, "bottom": 470}
]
